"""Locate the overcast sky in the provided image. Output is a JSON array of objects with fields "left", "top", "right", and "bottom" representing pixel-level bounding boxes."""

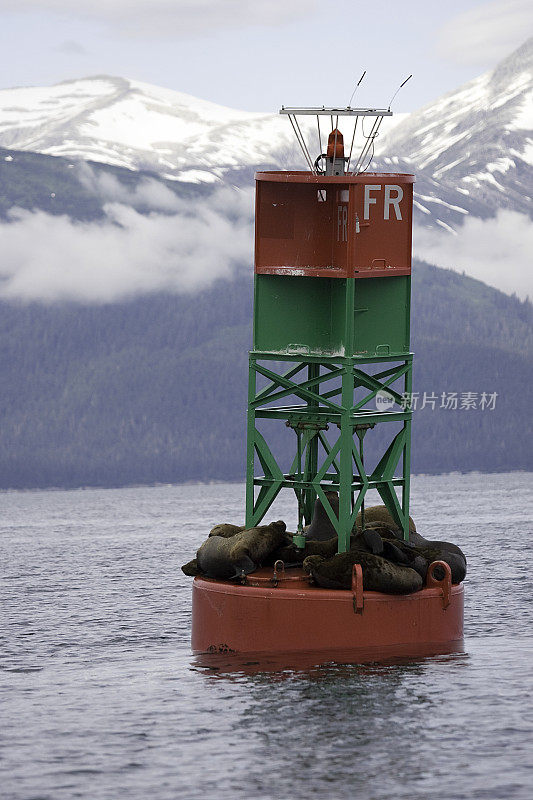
[{"left": 1, "top": 0, "right": 531, "bottom": 111}]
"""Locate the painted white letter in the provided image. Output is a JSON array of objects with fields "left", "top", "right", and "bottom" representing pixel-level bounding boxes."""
[
  {"left": 384, "top": 185, "right": 403, "bottom": 220},
  {"left": 363, "top": 184, "right": 381, "bottom": 220}
]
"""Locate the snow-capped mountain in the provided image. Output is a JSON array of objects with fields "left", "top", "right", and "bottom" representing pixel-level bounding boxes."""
[
  {"left": 375, "top": 37, "right": 533, "bottom": 224},
  {"left": 0, "top": 76, "right": 286, "bottom": 183},
  {"left": 0, "top": 38, "right": 530, "bottom": 233},
  {"left": 0, "top": 75, "right": 406, "bottom": 184}
]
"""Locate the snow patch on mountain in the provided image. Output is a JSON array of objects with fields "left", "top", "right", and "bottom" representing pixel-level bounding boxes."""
[{"left": 376, "top": 37, "right": 533, "bottom": 221}]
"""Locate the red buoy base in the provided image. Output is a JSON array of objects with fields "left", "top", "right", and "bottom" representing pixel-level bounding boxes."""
[{"left": 191, "top": 563, "right": 464, "bottom": 658}]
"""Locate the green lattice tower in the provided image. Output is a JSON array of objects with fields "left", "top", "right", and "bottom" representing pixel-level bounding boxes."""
[{"left": 245, "top": 169, "right": 414, "bottom": 551}]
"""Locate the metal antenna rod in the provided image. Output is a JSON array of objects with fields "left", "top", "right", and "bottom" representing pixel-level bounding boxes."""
[
  {"left": 346, "top": 115, "right": 359, "bottom": 174},
  {"left": 358, "top": 115, "right": 383, "bottom": 174},
  {"left": 288, "top": 114, "right": 315, "bottom": 173},
  {"left": 351, "top": 116, "right": 379, "bottom": 174},
  {"left": 359, "top": 136, "right": 377, "bottom": 174},
  {"left": 387, "top": 74, "right": 412, "bottom": 110},
  {"left": 316, "top": 114, "right": 323, "bottom": 160},
  {"left": 294, "top": 114, "right": 315, "bottom": 173},
  {"left": 348, "top": 70, "right": 366, "bottom": 107},
  {"left": 332, "top": 115, "right": 339, "bottom": 172},
  {"left": 352, "top": 115, "right": 383, "bottom": 174}
]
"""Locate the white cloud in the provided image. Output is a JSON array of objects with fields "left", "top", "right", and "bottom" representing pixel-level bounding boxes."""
[
  {"left": 437, "top": 1, "right": 533, "bottom": 66},
  {"left": 0, "top": 188, "right": 254, "bottom": 303},
  {"left": 1, "top": 175, "right": 529, "bottom": 303},
  {"left": 76, "top": 163, "right": 185, "bottom": 211},
  {"left": 415, "top": 210, "right": 533, "bottom": 300},
  {"left": 1, "top": 0, "right": 317, "bottom": 37}
]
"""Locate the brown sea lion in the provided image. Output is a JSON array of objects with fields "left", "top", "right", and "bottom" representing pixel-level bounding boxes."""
[
  {"left": 375, "top": 524, "right": 466, "bottom": 583},
  {"left": 303, "top": 551, "right": 423, "bottom": 594},
  {"left": 181, "top": 558, "right": 201, "bottom": 576},
  {"left": 305, "top": 492, "right": 340, "bottom": 541},
  {"left": 354, "top": 505, "right": 417, "bottom": 534},
  {"left": 196, "top": 520, "right": 287, "bottom": 580},
  {"left": 351, "top": 527, "right": 385, "bottom": 555},
  {"left": 356, "top": 521, "right": 466, "bottom": 584},
  {"left": 351, "top": 526, "right": 429, "bottom": 580},
  {"left": 208, "top": 523, "right": 245, "bottom": 539},
  {"left": 410, "top": 543, "right": 466, "bottom": 583},
  {"left": 354, "top": 507, "right": 466, "bottom": 583},
  {"left": 266, "top": 534, "right": 338, "bottom": 566}
]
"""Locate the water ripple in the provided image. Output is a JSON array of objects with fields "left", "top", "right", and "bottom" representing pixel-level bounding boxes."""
[{"left": 1, "top": 474, "right": 532, "bottom": 800}]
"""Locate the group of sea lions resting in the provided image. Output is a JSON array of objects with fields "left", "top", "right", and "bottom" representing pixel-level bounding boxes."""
[{"left": 181, "top": 495, "right": 467, "bottom": 595}]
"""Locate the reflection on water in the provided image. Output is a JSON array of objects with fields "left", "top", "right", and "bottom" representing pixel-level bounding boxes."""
[
  {"left": 1, "top": 473, "right": 532, "bottom": 800},
  {"left": 192, "top": 641, "right": 466, "bottom": 678}
]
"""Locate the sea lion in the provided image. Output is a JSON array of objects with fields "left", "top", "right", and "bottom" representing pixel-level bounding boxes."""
[
  {"left": 351, "top": 527, "right": 385, "bottom": 555},
  {"left": 354, "top": 522, "right": 466, "bottom": 584},
  {"left": 181, "top": 558, "right": 201, "bottom": 576},
  {"left": 377, "top": 525, "right": 467, "bottom": 583},
  {"left": 354, "top": 507, "right": 467, "bottom": 583},
  {"left": 409, "top": 543, "right": 466, "bottom": 583},
  {"left": 196, "top": 520, "right": 287, "bottom": 580},
  {"left": 266, "top": 534, "right": 338, "bottom": 566},
  {"left": 305, "top": 492, "right": 340, "bottom": 541},
  {"left": 351, "top": 526, "right": 429, "bottom": 580},
  {"left": 208, "top": 523, "right": 245, "bottom": 538},
  {"left": 303, "top": 551, "right": 423, "bottom": 594},
  {"left": 354, "top": 504, "right": 417, "bottom": 534}
]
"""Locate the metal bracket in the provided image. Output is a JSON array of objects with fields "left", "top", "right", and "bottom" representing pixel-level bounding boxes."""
[
  {"left": 351, "top": 563, "right": 364, "bottom": 614},
  {"left": 285, "top": 414, "right": 329, "bottom": 432},
  {"left": 271, "top": 560, "right": 285, "bottom": 587},
  {"left": 426, "top": 560, "right": 452, "bottom": 609}
]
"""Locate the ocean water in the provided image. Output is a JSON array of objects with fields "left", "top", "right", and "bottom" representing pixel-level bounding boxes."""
[{"left": 1, "top": 473, "right": 532, "bottom": 800}]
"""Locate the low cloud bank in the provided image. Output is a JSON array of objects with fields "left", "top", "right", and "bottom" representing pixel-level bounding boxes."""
[
  {"left": 0, "top": 183, "right": 530, "bottom": 303},
  {"left": 0, "top": 187, "right": 254, "bottom": 303},
  {"left": 77, "top": 163, "right": 186, "bottom": 212},
  {"left": 415, "top": 209, "right": 533, "bottom": 301}
]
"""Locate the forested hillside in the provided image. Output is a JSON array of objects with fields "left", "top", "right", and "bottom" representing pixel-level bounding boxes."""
[{"left": 0, "top": 260, "right": 530, "bottom": 490}]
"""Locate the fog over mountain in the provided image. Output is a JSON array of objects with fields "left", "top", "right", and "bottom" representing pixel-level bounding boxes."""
[{"left": 0, "top": 179, "right": 253, "bottom": 303}]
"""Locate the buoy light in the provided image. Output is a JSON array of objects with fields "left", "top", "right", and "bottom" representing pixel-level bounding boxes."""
[
  {"left": 327, "top": 128, "right": 344, "bottom": 159},
  {"left": 324, "top": 127, "right": 348, "bottom": 175}
]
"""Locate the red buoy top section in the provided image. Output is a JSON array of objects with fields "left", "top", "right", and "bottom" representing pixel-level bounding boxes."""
[{"left": 254, "top": 171, "right": 414, "bottom": 279}]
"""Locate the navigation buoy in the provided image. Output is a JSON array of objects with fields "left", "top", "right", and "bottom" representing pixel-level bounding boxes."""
[{"left": 190, "top": 103, "right": 465, "bottom": 659}]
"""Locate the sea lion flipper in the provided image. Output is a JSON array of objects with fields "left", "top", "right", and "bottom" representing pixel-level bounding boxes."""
[
  {"left": 230, "top": 554, "right": 256, "bottom": 579},
  {"left": 362, "top": 529, "right": 384, "bottom": 555},
  {"left": 382, "top": 540, "right": 410, "bottom": 565}
]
